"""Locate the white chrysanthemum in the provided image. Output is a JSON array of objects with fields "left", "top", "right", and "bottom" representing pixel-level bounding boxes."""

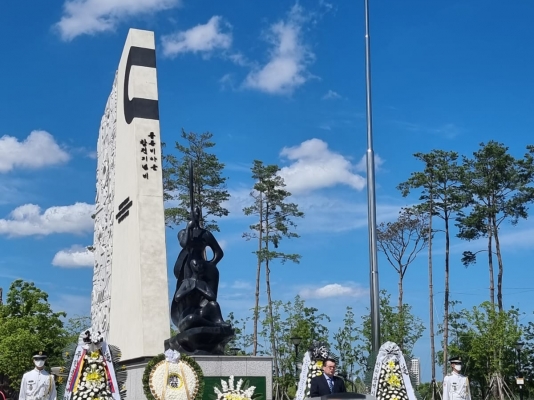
[{"left": 215, "top": 376, "right": 256, "bottom": 400}]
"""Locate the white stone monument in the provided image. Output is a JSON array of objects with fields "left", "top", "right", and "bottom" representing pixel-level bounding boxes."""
[{"left": 90, "top": 28, "right": 169, "bottom": 393}]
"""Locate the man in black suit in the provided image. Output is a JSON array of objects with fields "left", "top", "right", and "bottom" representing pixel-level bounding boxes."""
[{"left": 310, "top": 358, "right": 347, "bottom": 397}]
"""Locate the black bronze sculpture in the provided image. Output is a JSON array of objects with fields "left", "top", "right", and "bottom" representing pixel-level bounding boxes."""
[{"left": 165, "top": 161, "right": 234, "bottom": 355}]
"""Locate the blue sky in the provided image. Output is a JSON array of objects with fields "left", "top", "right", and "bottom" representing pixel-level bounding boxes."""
[{"left": 1, "top": 0, "right": 534, "bottom": 382}]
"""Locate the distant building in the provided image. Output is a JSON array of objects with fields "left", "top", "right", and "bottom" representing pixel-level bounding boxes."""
[{"left": 410, "top": 358, "right": 421, "bottom": 386}]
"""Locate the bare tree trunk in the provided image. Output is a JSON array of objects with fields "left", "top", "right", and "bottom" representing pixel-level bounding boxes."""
[
  {"left": 443, "top": 215, "right": 450, "bottom": 377},
  {"left": 492, "top": 215, "right": 504, "bottom": 311},
  {"left": 428, "top": 191, "right": 436, "bottom": 400},
  {"left": 398, "top": 268, "right": 404, "bottom": 351},
  {"left": 252, "top": 193, "right": 263, "bottom": 355},
  {"left": 265, "top": 203, "right": 280, "bottom": 379},
  {"left": 398, "top": 270, "right": 403, "bottom": 312},
  {"left": 266, "top": 261, "right": 280, "bottom": 378},
  {"left": 487, "top": 218, "right": 495, "bottom": 306}
]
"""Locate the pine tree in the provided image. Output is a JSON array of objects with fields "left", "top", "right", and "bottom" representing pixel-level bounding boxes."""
[
  {"left": 398, "top": 150, "right": 465, "bottom": 377},
  {"left": 243, "top": 160, "right": 303, "bottom": 371},
  {"left": 163, "top": 129, "right": 230, "bottom": 232}
]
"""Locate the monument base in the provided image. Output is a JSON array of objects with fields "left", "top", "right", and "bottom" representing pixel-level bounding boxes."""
[
  {"left": 192, "top": 355, "right": 273, "bottom": 400},
  {"left": 123, "top": 356, "right": 153, "bottom": 400},
  {"left": 122, "top": 354, "right": 273, "bottom": 400}
]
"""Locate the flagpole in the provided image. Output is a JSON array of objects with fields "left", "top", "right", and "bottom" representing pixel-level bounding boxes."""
[{"left": 364, "top": 0, "right": 381, "bottom": 354}]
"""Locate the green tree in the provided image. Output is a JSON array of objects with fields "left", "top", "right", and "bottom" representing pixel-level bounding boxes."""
[
  {"left": 243, "top": 160, "right": 304, "bottom": 364},
  {"left": 0, "top": 280, "right": 69, "bottom": 391},
  {"left": 257, "top": 296, "right": 329, "bottom": 400},
  {"left": 377, "top": 207, "right": 428, "bottom": 351},
  {"left": 398, "top": 150, "right": 465, "bottom": 377},
  {"left": 224, "top": 312, "right": 253, "bottom": 355},
  {"left": 163, "top": 129, "right": 230, "bottom": 231},
  {"left": 64, "top": 315, "right": 91, "bottom": 344},
  {"left": 458, "top": 142, "right": 534, "bottom": 311},
  {"left": 438, "top": 301, "right": 521, "bottom": 400},
  {"left": 519, "top": 317, "right": 534, "bottom": 398},
  {"left": 333, "top": 307, "right": 360, "bottom": 383},
  {"left": 355, "top": 290, "right": 425, "bottom": 375},
  {"left": 417, "top": 382, "right": 433, "bottom": 400}
]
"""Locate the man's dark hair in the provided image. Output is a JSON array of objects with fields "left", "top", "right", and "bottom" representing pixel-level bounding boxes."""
[{"left": 324, "top": 358, "right": 337, "bottom": 365}]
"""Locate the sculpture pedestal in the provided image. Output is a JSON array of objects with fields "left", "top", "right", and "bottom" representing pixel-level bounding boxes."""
[
  {"left": 192, "top": 355, "right": 273, "bottom": 400},
  {"left": 165, "top": 326, "right": 235, "bottom": 355},
  {"left": 122, "top": 355, "right": 273, "bottom": 400},
  {"left": 123, "top": 357, "right": 153, "bottom": 400}
]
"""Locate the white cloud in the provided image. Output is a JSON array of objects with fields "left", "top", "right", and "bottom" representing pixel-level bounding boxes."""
[
  {"left": 232, "top": 280, "right": 253, "bottom": 290},
  {"left": 431, "top": 123, "right": 463, "bottom": 139},
  {"left": 394, "top": 120, "right": 464, "bottom": 139},
  {"left": 52, "top": 245, "right": 94, "bottom": 268},
  {"left": 299, "top": 283, "right": 368, "bottom": 299},
  {"left": 222, "top": 188, "right": 254, "bottom": 219},
  {"left": 279, "top": 138, "right": 366, "bottom": 194},
  {"left": 448, "top": 223, "right": 534, "bottom": 256},
  {"left": 56, "top": 0, "right": 180, "bottom": 41},
  {"left": 243, "top": 4, "right": 314, "bottom": 95},
  {"left": 162, "top": 16, "right": 232, "bottom": 58},
  {"left": 0, "top": 203, "right": 94, "bottom": 237},
  {"left": 294, "top": 194, "right": 402, "bottom": 233},
  {"left": 355, "top": 153, "right": 385, "bottom": 173},
  {"left": 322, "top": 90, "right": 341, "bottom": 100},
  {"left": 0, "top": 131, "right": 70, "bottom": 173}
]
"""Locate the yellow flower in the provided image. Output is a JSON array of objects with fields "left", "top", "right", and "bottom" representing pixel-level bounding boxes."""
[
  {"left": 90, "top": 351, "right": 100, "bottom": 359},
  {"left": 86, "top": 371, "right": 102, "bottom": 383},
  {"left": 387, "top": 361, "right": 395, "bottom": 370},
  {"left": 386, "top": 374, "right": 401, "bottom": 387},
  {"left": 316, "top": 360, "right": 323, "bottom": 368}
]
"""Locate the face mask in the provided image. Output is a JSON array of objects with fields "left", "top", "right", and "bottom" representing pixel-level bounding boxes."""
[
  {"left": 34, "top": 360, "right": 45, "bottom": 368},
  {"left": 454, "top": 364, "right": 462, "bottom": 372}
]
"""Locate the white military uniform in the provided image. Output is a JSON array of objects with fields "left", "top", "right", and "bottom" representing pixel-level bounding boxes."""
[
  {"left": 443, "top": 372, "right": 471, "bottom": 400},
  {"left": 19, "top": 369, "right": 56, "bottom": 400}
]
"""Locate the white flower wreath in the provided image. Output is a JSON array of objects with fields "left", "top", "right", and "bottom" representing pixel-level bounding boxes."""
[{"left": 149, "top": 360, "right": 199, "bottom": 400}]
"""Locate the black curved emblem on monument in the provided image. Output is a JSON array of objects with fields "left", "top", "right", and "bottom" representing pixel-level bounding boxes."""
[
  {"left": 165, "top": 161, "right": 235, "bottom": 355},
  {"left": 123, "top": 46, "right": 160, "bottom": 124}
]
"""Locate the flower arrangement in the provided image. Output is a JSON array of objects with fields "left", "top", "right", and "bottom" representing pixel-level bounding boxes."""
[
  {"left": 376, "top": 359, "right": 409, "bottom": 400},
  {"left": 214, "top": 376, "right": 256, "bottom": 400},
  {"left": 304, "top": 359, "right": 323, "bottom": 397},
  {"left": 58, "top": 331, "right": 126, "bottom": 400},
  {"left": 72, "top": 350, "right": 113, "bottom": 400},
  {"left": 143, "top": 353, "right": 204, "bottom": 400},
  {"left": 148, "top": 360, "right": 199, "bottom": 400}
]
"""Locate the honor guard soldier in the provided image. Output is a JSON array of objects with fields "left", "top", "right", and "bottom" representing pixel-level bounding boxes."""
[
  {"left": 19, "top": 352, "right": 56, "bottom": 400},
  {"left": 443, "top": 356, "right": 471, "bottom": 400}
]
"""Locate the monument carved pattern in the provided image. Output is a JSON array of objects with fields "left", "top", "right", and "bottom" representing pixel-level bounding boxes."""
[{"left": 90, "top": 73, "right": 118, "bottom": 339}]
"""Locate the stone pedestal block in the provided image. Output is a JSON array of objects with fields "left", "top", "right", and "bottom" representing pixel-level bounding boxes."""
[
  {"left": 123, "top": 357, "right": 153, "bottom": 400},
  {"left": 122, "top": 355, "right": 273, "bottom": 400},
  {"left": 192, "top": 355, "right": 273, "bottom": 400}
]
